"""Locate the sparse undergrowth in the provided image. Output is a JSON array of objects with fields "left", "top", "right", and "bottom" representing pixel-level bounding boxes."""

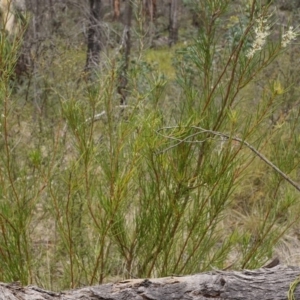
[{"left": 0, "top": 0, "right": 300, "bottom": 292}]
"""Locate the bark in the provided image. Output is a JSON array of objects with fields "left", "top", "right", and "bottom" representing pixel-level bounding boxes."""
[
  {"left": 143, "top": 0, "right": 157, "bottom": 21},
  {"left": 146, "top": 0, "right": 156, "bottom": 47},
  {"left": 85, "top": 0, "right": 102, "bottom": 74},
  {"left": 112, "top": 0, "right": 120, "bottom": 20},
  {"left": 152, "top": 0, "right": 157, "bottom": 21},
  {"left": 0, "top": 264, "right": 300, "bottom": 300},
  {"left": 117, "top": 0, "right": 132, "bottom": 105},
  {"left": 169, "top": 0, "right": 178, "bottom": 46}
]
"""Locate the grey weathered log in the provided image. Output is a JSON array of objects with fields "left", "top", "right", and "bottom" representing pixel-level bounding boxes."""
[{"left": 1, "top": 265, "right": 300, "bottom": 300}]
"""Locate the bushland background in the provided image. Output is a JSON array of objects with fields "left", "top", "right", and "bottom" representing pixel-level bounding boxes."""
[{"left": 1, "top": 0, "right": 300, "bottom": 292}]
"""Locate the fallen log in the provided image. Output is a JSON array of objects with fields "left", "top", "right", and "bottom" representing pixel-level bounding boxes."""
[{"left": 1, "top": 263, "right": 300, "bottom": 300}]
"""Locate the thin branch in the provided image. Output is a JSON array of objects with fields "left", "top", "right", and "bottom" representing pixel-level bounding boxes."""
[
  {"left": 156, "top": 130, "right": 208, "bottom": 153},
  {"left": 157, "top": 126, "right": 300, "bottom": 192},
  {"left": 85, "top": 105, "right": 128, "bottom": 123}
]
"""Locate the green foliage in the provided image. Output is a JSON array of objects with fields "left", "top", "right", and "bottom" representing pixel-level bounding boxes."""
[
  {"left": 0, "top": 0, "right": 299, "bottom": 291},
  {"left": 144, "top": 47, "right": 176, "bottom": 79}
]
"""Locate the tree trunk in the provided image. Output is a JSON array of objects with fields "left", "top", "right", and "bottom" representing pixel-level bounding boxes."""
[
  {"left": 143, "top": 0, "right": 156, "bottom": 21},
  {"left": 85, "top": 0, "right": 102, "bottom": 75},
  {"left": 169, "top": 0, "right": 178, "bottom": 46},
  {"left": 1, "top": 264, "right": 300, "bottom": 299},
  {"left": 152, "top": 0, "right": 157, "bottom": 21},
  {"left": 147, "top": 0, "right": 156, "bottom": 46},
  {"left": 112, "top": 0, "right": 120, "bottom": 20},
  {"left": 117, "top": 0, "right": 132, "bottom": 106}
]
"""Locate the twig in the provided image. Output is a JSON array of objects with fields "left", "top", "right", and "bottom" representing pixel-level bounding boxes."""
[
  {"left": 157, "top": 126, "right": 300, "bottom": 193},
  {"left": 85, "top": 105, "right": 128, "bottom": 123}
]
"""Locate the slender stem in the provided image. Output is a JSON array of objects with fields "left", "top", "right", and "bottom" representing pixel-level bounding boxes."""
[{"left": 157, "top": 126, "right": 300, "bottom": 193}]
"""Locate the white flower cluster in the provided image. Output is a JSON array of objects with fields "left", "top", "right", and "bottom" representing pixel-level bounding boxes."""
[
  {"left": 247, "top": 16, "right": 270, "bottom": 59},
  {"left": 281, "top": 26, "right": 298, "bottom": 48}
]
